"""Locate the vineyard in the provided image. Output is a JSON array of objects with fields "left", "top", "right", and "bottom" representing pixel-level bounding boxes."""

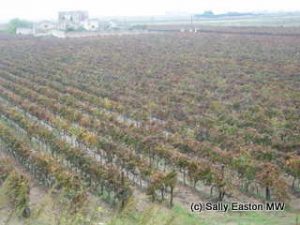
[{"left": 0, "top": 29, "right": 299, "bottom": 224}]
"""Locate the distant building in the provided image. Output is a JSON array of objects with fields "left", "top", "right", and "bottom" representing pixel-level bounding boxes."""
[
  {"left": 15, "top": 10, "right": 129, "bottom": 37},
  {"left": 35, "top": 21, "right": 57, "bottom": 31},
  {"left": 32, "top": 21, "right": 57, "bottom": 36},
  {"left": 58, "top": 11, "right": 89, "bottom": 30},
  {"left": 107, "top": 21, "right": 119, "bottom": 30},
  {"left": 50, "top": 30, "right": 66, "bottom": 38},
  {"left": 83, "top": 19, "right": 99, "bottom": 31},
  {"left": 16, "top": 28, "right": 33, "bottom": 35}
]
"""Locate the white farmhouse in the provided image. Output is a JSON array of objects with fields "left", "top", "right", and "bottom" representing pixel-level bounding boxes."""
[
  {"left": 58, "top": 11, "right": 89, "bottom": 30},
  {"left": 35, "top": 21, "right": 57, "bottom": 31},
  {"left": 83, "top": 19, "right": 99, "bottom": 31},
  {"left": 51, "top": 30, "right": 66, "bottom": 38},
  {"left": 16, "top": 28, "right": 33, "bottom": 35}
]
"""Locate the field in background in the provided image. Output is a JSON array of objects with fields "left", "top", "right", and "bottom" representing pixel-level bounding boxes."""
[
  {"left": 0, "top": 26, "right": 299, "bottom": 224},
  {"left": 140, "top": 13, "right": 300, "bottom": 27}
]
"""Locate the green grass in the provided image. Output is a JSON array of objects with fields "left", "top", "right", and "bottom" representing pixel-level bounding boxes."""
[
  {"left": 0, "top": 182, "right": 299, "bottom": 225},
  {"left": 108, "top": 202, "right": 201, "bottom": 225},
  {"left": 195, "top": 209, "right": 299, "bottom": 225},
  {"left": 108, "top": 201, "right": 299, "bottom": 225}
]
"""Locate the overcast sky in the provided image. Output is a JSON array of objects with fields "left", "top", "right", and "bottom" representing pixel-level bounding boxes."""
[{"left": 1, "top": 0, "right": 300, "bottom": 22}]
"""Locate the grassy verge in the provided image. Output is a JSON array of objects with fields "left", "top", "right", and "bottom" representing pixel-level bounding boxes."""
[{"left": 0, "top": 183, "right": 299, "bottom": 225}]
